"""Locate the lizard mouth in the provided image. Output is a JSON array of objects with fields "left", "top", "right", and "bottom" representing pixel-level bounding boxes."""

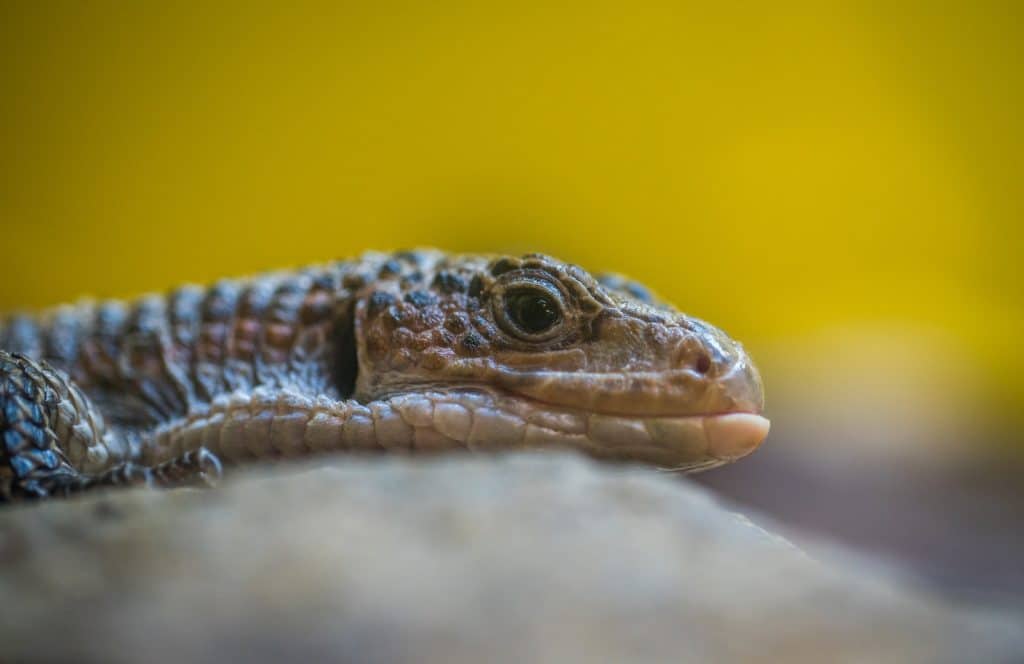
[
  {"left": 457, "top": 357, "right": 769, "bottom": 468},
  {"left": 354, "top": 358, "right": 769, "bottom": 470},
  {"left": 375, "top": 387, "right": 769, "bottom": 471}
]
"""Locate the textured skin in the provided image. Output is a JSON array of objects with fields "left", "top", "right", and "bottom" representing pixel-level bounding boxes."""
[{"left": 0, "top": 250, "right": 765, "bottom": 500}]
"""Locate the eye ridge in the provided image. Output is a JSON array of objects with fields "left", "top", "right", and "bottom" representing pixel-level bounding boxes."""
[{"left": 506, "top": 288, "right": 561, "bottom": 334}]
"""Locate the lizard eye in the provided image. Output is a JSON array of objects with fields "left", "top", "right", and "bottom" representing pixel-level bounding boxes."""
[
  {"left": 508, "top": 290, "right": 560, "bottom": 332},
  {"left": 496, "top": 283, "right": 566, "bottom": 341}
]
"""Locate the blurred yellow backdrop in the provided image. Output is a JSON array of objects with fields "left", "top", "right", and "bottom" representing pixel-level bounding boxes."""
[{"left": 1, "top": 2, "right": 1021, "bottom": 447}]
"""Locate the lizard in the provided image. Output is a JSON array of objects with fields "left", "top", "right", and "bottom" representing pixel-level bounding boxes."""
[{"left": 0, "top": 249, "right": 768, "bottom": 501}]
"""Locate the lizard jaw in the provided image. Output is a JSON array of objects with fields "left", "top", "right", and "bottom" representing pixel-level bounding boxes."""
[{"left": 377, "top": 388, "right": 769, "bottom": 471}]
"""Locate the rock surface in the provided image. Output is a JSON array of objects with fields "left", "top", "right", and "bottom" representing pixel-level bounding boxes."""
[{"left": 1, "top": 454, "right": 1020, "bottom": 663}]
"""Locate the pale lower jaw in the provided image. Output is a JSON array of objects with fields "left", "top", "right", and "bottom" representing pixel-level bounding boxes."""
[{"left": 380, "top": 389, "right": 770, "bottom": 471}]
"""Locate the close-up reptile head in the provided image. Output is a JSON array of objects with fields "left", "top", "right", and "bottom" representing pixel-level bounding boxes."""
[{"left": 348, "top": 250, "right": 767, "bottom": 470}]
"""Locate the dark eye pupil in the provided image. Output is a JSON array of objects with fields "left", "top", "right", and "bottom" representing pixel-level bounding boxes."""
[{"left": 508, "top": 292, "right": 560, "bottom": 333}]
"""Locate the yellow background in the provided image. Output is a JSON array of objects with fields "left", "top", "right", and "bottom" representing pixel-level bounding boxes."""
[{"left": 2, "top": 2, "right": 1021, "bottom": 452}]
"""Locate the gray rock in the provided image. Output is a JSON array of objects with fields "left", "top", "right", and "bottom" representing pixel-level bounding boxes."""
[{"left": 0, "top": 454, "right": 1020, "bottom": 663}]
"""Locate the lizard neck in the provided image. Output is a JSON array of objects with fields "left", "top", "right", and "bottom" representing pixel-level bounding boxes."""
[{"left": 0, "top": 261, "right": 375, "bottom": 428}]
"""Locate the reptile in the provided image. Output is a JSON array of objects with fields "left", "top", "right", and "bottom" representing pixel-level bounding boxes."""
[{"left": 0, "top": 249, "right": 767, "bottom": 501}]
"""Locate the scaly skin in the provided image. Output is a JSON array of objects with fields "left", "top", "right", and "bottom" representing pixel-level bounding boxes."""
[{"left": 0, "top": 250, "right": 767, "bottom": 500}]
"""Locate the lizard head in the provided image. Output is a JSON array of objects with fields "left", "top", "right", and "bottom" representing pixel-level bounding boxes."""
[{"left": 348, "top": 250, "right": 767, "bottom": 470}]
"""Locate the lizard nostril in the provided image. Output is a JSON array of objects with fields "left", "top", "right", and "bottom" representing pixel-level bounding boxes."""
[{"left": 694, "top": 353, "right": 711, "bottom": 375}]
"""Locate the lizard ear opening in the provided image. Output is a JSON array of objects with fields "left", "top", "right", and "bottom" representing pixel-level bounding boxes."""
[{"left": 332, "top": 299, "right": 359, "bottom": 399}]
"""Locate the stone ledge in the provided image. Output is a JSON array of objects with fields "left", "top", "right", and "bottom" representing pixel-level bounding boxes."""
[{"left": 1, "top": 453, "right": 1020, "bottom": 663}]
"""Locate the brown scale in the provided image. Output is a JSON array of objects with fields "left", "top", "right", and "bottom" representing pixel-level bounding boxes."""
[
  {"left": 224, "top": 276, "right": 281, "bottom": 393},
  {"left": 71, "top": 302, "right": 138, "bottom": 426},
  {"left": 117, "top": 295, "right": 185, "bottom": 423},
  {"left": 262, "top": 276, "right": 307, "bottom": 369},
  {"left": 166, "top": 285, "right": 205, "bottom": 407},
  {"left": 192, "top": 280, "right": 242, "bottom": 403},
  {"left": 290, "top": 269, "right": 346, "bottom": 392}
]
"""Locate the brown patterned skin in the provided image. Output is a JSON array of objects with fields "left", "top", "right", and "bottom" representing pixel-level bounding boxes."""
[{"left": 0, "top": 250, "right": 767, "bottom": 500}]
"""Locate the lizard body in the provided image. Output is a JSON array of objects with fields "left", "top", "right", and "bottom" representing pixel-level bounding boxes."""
[{"left": 0, "top": 250, "right": 767, "bottom": 500}]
